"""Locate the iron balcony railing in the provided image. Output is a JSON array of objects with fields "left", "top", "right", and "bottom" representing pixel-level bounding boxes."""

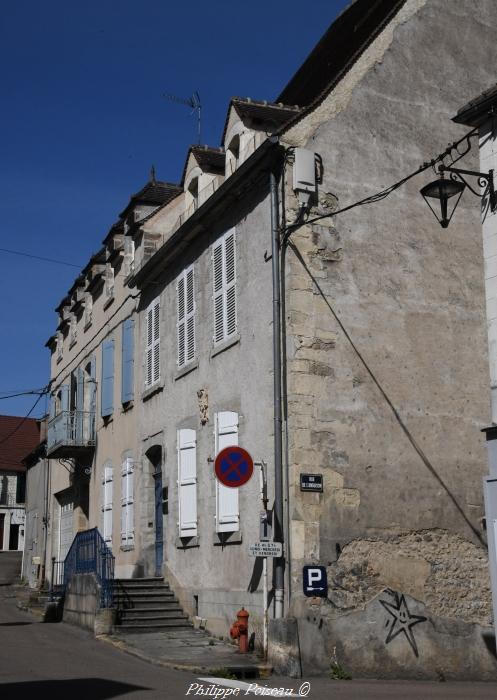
[
  {"left": 60, "top": 528, "right": 115, "bottom": 608},
  {"left": 47, "top": 410, "right": 96, "bottom": 456}
]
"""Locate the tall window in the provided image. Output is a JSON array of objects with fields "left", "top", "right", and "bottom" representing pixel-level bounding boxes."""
[
  {"left": 212, "top": 229, "right": 237, "bottom": 344},
  {"left": 121, "top": 456, "right": 134, "bottom": 545},
  {"left": 145, "top": 297, "right": 160, "bottom": 388},
  {"left": 177, "top": 429, "right": 197, "bottom": 537},
  {"left": 101, "top": 338, "right": 114, "bottom": 417},
  {"left": 215, "top": 411, "right": 239, "bottom": 533},
  {"left": 101, "top": 464, "right": 113, "bottom": 545},
  {"left": 177, "top": 265, "right": 195, "bottom": 367}
]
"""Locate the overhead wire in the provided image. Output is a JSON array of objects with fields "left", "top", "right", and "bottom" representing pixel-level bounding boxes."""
[
  {"left": 282, "top": 127, "right": 479, "bottom": 243},
  {"left": 0, "top": 247, "right": 81, "bottom": 269},
  {"left": 0, "top": 393, "right": 46, "bottom": 447}
]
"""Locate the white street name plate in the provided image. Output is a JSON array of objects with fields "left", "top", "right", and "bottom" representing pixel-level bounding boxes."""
[{"left": 248, "top": 542, "right": 283, "bottom": 557}]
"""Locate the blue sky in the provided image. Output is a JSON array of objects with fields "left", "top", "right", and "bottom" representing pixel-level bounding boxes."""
[{"left": 0, "top": 0, "right": 349, "bottom": 418}]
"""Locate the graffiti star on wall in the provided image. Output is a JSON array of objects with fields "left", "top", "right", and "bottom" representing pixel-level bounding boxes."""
[{"left": 379, "top": 589, "right": 427, "bottom": 657}]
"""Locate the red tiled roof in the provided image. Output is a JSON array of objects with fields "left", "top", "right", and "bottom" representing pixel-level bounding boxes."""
[{"left": 0, "top": 416, "right": 40, "bottom": 473}]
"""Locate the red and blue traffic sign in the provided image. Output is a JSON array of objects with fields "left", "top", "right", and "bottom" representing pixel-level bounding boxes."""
[{"left": 215, "top": 446, "right": 254, "bottom": 488}]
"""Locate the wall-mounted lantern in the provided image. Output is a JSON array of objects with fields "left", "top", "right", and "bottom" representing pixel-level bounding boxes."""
[{"left": 420, "top": 165, "right": 496, "bottom": 228}]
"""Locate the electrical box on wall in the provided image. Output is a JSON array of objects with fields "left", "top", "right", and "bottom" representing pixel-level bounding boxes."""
[{"left": 293, "top": 148, "right": 316, "bottom": 193}]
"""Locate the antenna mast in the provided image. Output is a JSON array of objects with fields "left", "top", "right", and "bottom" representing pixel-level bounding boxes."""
[{"left": 163, "top": 91, "right": 202, "bottom": 145}]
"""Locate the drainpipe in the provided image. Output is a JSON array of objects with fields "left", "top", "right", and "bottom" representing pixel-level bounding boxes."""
[{"left": 270, "top": 169, "right": 284, "bottom": 619}]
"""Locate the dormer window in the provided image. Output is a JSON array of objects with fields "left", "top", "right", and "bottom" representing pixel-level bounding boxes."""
[
  {"left": 56, "top": 332, "right": 63, "bottom": 361},
  {"left": 84, "top": 293, "right": 93, "bottom": 328},
  {"left": 226, "top": 135, "right": 240, "bottom": 175},
  {"left": 69, "top": 315, "right": 77, "bottom": 347},
  {"left": 187, "top": 177, "right": 199, "bottom": 211},
  {"left": 105, "top": 264, "right": 114, "bottom": 300},
  {"left": 123, "top": 238, "right": 135, "bottom": 278}
]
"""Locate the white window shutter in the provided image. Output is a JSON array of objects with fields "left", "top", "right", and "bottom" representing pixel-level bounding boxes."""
[
  {"left": 213, "top": 230, "right": 236, "bottom": 345},
  {"left": 213, "top": 241, "right": 224, "bottom": 343},
  {"left": 186, "top": 266, "right": 195, "bottom": 362},
  {"left": 215, "top": 411, "right": 240, "bottom": 532},
  {"left": 153, "top": 300, "right": 160, "bottom": 384},
  {"left": 178, "top": 429, "right": 197, "bottom": 537},
  {"left": 224, "top": 230, "right": 237, "bottom": 337},
  {"left": 121, "top": 457, "right": 134, "bottom": 544},
  {"left": 177, "top": 275, "right": 186, "bottom": 367},
  {"left": 145, "top": 297, "right": 160, "bottom": 388}
]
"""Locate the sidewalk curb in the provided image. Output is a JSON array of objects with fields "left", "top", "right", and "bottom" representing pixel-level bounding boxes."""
[{"left": 96, "top": 633, "right": 273, "bottom": 678}]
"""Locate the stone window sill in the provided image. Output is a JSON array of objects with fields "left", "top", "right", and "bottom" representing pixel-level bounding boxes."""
[
  {"left": 69, "top": 338, "right": 77, "bottom": 349},
  {"left": 174, "top": 360, "right": 199, "bottom": 381},
  {"left": 213, "top": 531, "right": 242, "bottom": 546},
  {"left": 121, "top": 400, "right": 134, "bottom": 413},
  {"left": 120, "top": 544, "right": 135, "bottom": 552},
  {"left": 84, "top": 320, "right": 92, "bottom": 332},
  {"left": 210, "top": 333, "right": 240, "bottom": 359},
  {"left": 142, "top": 382, "right": 164, "bottom": 402},
  {"left": 176, "top": 535, "right": 200, "bottom": 549},
  {"left": 103, "top": 295, "right": 115, "bottom": 311}
]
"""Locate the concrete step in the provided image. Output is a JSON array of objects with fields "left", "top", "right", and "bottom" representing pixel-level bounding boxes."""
[
  {"left": 113, "top": 578, "right": 166, "bottom": 587},
  {"left": 117, "top": 599, "right": 180, "bottom": 610},
  {"left": 119, "top": 612, "right": 189, "bottom": 623},
  {"left": 119, "top": 606, "right": 183, "bottom": 617},
  {"left": 116, "top": 619, "right": 193, "bottom": 631},
  {"left": 114, "top": 590, "right": 175, "bottom": 599}
]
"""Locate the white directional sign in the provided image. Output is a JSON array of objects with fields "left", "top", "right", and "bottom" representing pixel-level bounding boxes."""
[{"left": 248, "top": 541, "right": 283, "bottom": 558}]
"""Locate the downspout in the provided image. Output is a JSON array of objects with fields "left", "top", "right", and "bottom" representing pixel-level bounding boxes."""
[{"left": 270, "top": 168, "right": 284, "bottom": 618}]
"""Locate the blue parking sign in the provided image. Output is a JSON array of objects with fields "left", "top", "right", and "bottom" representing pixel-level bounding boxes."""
[{"left": 303, "top": 565, "right": 328, "bottom": 597}]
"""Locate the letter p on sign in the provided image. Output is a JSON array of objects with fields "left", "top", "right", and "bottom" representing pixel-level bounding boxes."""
[{"left": 303, "top": 565, "right": 328, "bottom": 598}]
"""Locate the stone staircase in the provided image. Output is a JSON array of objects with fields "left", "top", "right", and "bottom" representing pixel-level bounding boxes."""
[{"left": 113, "top": 577, "right": 192, "bottom": 632}]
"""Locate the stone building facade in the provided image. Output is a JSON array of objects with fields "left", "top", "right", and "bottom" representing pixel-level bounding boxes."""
[{"left": 36, "top": 0, "right": 497, "bottom": 678}]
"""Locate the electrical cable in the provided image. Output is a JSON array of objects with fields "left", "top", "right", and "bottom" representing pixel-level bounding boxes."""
[
  {"left": 0, "top": 389, "right": 48, "bottom": 400},
  {"left": 0, "top": 393, "right": 46, "bottom": 447},
  {"left": 0, "top": 247, "right": 81, "bottom": 269},
  {"left": 282, "top": 127, "right": 479, "bottom": 243}
]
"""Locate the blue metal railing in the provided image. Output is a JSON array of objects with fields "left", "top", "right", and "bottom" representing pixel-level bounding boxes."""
[{"left": 62, "top": 528, "right": 115, "bottom": 607}]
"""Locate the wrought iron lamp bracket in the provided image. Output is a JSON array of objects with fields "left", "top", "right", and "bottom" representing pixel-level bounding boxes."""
[{"left": 439, "top": 165, "right": 496, "bottom": 211}]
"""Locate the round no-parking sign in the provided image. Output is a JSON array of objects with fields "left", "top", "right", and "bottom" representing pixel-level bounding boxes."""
[{"left": 214, "top": 446, "right": 253, "bottom": 488}]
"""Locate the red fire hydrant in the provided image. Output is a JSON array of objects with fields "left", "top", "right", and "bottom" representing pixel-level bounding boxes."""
[{"left": 230, "top": 607, "right": 249, "bottom": 653}]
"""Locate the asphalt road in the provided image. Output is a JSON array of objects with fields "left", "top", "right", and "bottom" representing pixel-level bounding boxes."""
[{"left": 1, "top": 587, "right": 497, "bottom": 700}]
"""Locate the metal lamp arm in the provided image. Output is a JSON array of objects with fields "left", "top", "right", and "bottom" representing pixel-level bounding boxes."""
[{"left": 440, "top": 165, "right": 496, "bottom": 209}]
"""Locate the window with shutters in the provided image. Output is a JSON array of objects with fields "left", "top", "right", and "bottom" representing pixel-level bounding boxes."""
[
  {"left": 101, "top": 464, "right": 113, "bottom": 544},
  {"left": 212, "top": 229, "right": 237, "bottom": 345},
  {"left": 101, "top": 339, "right": 114, "bottom": 417},
  {"left": 121, "top": 318, "right": 134, "bottom": 403},
  {"left": 145, "top": 297, "right": 160, "bottom": 388},
  {"left": 215, "top": 411, "right": 240, "bottom": 533},
  {"left": 56, "top": 332, "right": 63, "bottom": 362},
  {"left": 105, "top": 263, "right": 114, "bottom": 300},
  {"left": 177, "top": 265, "right": 195, "bottom": 368},
  {"left": 121, "top": 456, "right": 134, "bottom": 545},
  {"left": 177, "top": 429, "right": 197, "bottom": 537},
  {"left": 123, "top": 238, "right": 135, "bottom": 278},
  {"left": 84, "top": 293, "right": 93, "bottom": 328},
  {"left": 69, "top": 315, "right": 77, "bottom": 347}
]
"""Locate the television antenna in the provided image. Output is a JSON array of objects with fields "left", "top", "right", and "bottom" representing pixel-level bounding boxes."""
[{"left": 163, "top": 91, "right": 202, "bottom": 145}]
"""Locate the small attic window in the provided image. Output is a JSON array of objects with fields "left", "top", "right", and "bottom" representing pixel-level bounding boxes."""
[
  {"left": 187, "top": 176, "right": 199, "bottom": 211},
  {"left": 227, "top": 135, "right": 240, "bottom": 176}
]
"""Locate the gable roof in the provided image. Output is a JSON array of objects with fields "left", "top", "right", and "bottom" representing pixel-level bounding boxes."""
[
  {"left": 221, "top": 97, "right": 301, "bottom": 144},
  {"left": 181, "top": 145, "right": 225, "bottom": 186},
  {"left": 0, "top": 415, "right": 40, "bottom": 473},
  {"left": 276, "top": 0, "right": 406, "bottom": 130},
  {"left": 119, "top": 179, "right": 182, "bottom": 218}
]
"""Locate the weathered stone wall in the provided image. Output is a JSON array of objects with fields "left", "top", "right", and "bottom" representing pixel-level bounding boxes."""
[
  {"left": 281, "top": 0, "right": 497, "bottom": 677},
  {"left": 63, "top": 573, "right": 99, "bottom": 632}
]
